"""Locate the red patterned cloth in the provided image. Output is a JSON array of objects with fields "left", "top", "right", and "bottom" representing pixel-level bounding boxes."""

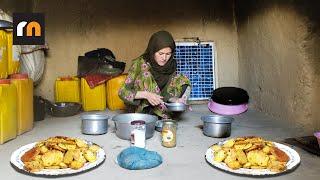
[{"left": 84, "top": 74, "right": 116, "bottom": 88}]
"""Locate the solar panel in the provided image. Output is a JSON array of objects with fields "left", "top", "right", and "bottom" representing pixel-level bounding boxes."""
[{"left": 174, "top": 42, "right": 215, "bottom": 100}]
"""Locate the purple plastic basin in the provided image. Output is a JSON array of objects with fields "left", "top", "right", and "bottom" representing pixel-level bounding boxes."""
[
  {"left": 314, "top": 132, "right": 320, "bottom": 149},
  {"left": 208, "top": 100, "right": 248, "bottom": 115}
]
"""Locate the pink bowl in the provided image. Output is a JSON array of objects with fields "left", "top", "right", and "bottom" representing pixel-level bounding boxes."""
[
  {"left": 314, "top": 132, "right": 320, "bottom": 149},
  {"left": 208, "top": 100, "right": 248, "bottom": 115}
]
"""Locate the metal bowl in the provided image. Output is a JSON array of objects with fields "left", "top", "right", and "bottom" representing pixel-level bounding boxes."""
[
  {"left": 48, "top": 102, "right": 82, "bottom": 117},
  {"left": 112, "top": 113, "right": 158, "bottom": 140},
  {"left": 164, "top": 102, "right": 187, "bottom": 112},
  {"left": 201, "top": 115, "right": 233, "bottom": 138},
  {"left": 0, "top": 20, "right": 13, "bottom": 28}
]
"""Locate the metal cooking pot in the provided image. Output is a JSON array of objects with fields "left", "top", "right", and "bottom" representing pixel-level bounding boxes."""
[
  {"left": 164, "top": 102, "right": 187, "bottom": 112},
  {"left": 201, "top": 115, "right": 233, "bottom": 138},
  {"left": 112, "top": 113, "right": 157, "bottom": 140},
  {"left": 81, "top": 113, "right": 109, "bottom": 135}
]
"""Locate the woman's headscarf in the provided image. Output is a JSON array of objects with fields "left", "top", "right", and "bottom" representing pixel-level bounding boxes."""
[{"left": 143, "top": 30, "right": 177, "bottom": 90}]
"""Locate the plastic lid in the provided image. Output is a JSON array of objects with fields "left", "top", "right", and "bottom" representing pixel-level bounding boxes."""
[
  {"left": 0, "top": 79, "right": 11, "bottom": 84},
  {"left": 162, "top": 119, "right": 177, "bottom": 126},
  {"left": 131, "top": 120, "right": 146, "bottom": 125},
  {"left": 10, "top": 73, "right": 29, "bottom": 79}
]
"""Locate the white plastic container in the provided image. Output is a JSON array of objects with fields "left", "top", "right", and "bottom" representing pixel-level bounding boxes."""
[{"left": 130, "top": 120, "right": 146, "bottom": 148}]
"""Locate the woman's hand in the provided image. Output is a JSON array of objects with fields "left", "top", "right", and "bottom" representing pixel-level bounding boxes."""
[
  {"left": 168, "top": 97, "right": 187, "bottom": 104},
  {"left": 135, "top": 91, "right": 164, "bottom": 106}
]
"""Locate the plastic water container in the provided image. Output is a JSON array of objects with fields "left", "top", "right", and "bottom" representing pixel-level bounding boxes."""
[
  {"left": 10, "top": 73, "right": 34, "bottom": 135},
  {"left": 81, "top": 78, "right": 106, "bottom": 111},
  {"left": 0, "top": 79, "right": 17, "bottom": 144},
  {"left": 0, "top": 30, "right": 8, "bottom": 78},
  {"left": 55, "top": 77, "right": 81, "bottom": 103},
  {"left": 7, "top": 31, "right": 20, "bottom": 75},
  {"left": 106, "top": 74, "right": 127, "bottom": 111}
]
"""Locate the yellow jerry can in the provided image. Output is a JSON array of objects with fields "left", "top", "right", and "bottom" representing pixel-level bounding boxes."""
[
  {"left": 81, "top": 78, "right": 106, "bottom": 111},
  {"left": 106, "top": 74, "right": 127, "bottom": 111},
  {"left": 10, "top": 73, "right": 34, "bottom": 135},
  {"left": 0, "top": 30, "right": 8, "bottom": 78},
  {"left": 55, "top": 76, "right": 81, "bottom": 103},
  {"left": 7, "top": 31, "right": 20, "bottom": 75},
  {"left": 0, "top": 79, "right": 17, "bottom": 144}
]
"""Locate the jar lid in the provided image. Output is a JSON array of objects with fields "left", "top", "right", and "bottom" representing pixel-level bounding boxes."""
[
  {"left": 10, "top": 73, "right": 29, "bottom": 79},
  {"left": 162, "top": 120, "right": 177, "bottom": 125},
  {"left": 0, "top": 79, "right": 10, "bottom": 84},
  {"left": 131, "top": 120, "right": 146, "bottom": 125}
]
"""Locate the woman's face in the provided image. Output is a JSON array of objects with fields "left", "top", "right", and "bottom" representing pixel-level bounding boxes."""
[{"left": 154, "top": 47, "right": 172, "bottom": 66}]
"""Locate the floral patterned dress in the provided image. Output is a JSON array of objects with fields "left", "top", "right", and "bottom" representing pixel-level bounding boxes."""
[{"left": 118, "top": 56, "right": 191, "bottom": 118}]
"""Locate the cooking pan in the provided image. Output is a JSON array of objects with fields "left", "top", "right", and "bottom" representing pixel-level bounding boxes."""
[
  {"left": 46, "top": 101, "right": 81, "bottom": 117},
  {"left": 164, "top": 102, "right": 188, "bottom": 112}
]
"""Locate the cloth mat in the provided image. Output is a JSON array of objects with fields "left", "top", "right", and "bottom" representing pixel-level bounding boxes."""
[
  {"left": 283, "top": 136, "right": 320, "bottom": 156},
  {"left": 117, "top": 147, "right": 162, "bottom": 170}
]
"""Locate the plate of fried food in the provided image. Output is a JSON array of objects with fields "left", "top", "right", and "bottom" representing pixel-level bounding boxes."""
[
  {"left": 10, "top": 136, "right": 106, "bottom": 176},
  {"left": 205, "top": 136, "right": 300, "bottom": 176}
]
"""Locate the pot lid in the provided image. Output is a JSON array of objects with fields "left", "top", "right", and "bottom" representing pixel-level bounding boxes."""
[
  {"left": 211, "top": 87, "right": 249, "bottom": 105},
  {"left": 201, "top": 115, "right": 233, "bottom": 124},
  {"left": 81, "top": 113, "right": 109, "bottom": 120}
]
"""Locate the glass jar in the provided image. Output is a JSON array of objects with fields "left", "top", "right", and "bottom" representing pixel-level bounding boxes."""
[
  {"left": 130, "top": 120, "right": 146, "bottom": 148},
  {"left": 161, "top": 120, "right": 177, "bottom": 148}
]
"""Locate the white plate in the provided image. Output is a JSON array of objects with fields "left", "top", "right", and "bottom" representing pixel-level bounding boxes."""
[
  {"left": 205, "top": 141, "right": 300, "bottom": 176},
  {"left": 10, "top": 140, "right": 106, "bottom": 176}
]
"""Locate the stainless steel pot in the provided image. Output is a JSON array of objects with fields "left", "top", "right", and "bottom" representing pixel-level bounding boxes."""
[
  {"left": 164, "top": 102, "right": 187, "bottom": 112},
  {"left": 112, "top": 113, "right": 157, "bottom": 140},
  {"left": 81, "top": 113, "right": 109, "bottom": 135},
  {"left": 201, "top": 115, "right": 233, "bottom": 138}
]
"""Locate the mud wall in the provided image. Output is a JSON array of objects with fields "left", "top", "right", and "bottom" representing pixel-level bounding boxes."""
[{"left": 236, "top": 0, "right": 320, "bottom": 133}]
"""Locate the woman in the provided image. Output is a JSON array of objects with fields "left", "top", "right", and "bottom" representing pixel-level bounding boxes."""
[{"left": 119, "top": 30, "right": 191, "bottom": 119}]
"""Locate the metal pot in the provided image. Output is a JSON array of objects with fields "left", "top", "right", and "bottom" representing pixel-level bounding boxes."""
[
  {"left": 112, "top": 113, "right": 157, "bottom": 140},
  {"left": 201, "top": 115, "right": 233, "bottom": 138},
  {"left": 164, "top": 102, "right": 187, "bottom": 112},
  {"left": 81, "top": 113, "right": 109, "bottom": 135}
]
